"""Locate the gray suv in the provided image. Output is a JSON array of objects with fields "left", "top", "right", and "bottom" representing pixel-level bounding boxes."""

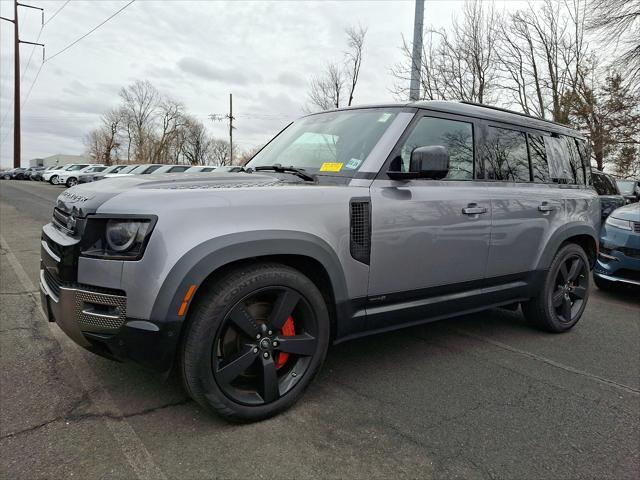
[{"left": 40, "top": 101, "right": 600, "bottom": 421}]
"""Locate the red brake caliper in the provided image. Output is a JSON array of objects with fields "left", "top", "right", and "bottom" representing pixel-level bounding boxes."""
[{"left": 275, "top": 316, "right": 295, "bottom": 369}]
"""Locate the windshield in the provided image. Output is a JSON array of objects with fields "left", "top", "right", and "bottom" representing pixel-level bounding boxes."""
[
  {"left": 246, "top": 108, "right": 402, "bottom": 176},
  {"left": 617, "top": 180, "right": 636, "bottom": 195}
]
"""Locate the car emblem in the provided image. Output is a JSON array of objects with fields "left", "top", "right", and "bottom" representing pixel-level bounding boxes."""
[{"left": 66, "top": 216, "right": 76, "bottom": 231}]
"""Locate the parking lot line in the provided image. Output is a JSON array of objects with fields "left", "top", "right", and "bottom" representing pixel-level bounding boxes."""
[
  {"left": 454, "top": 328, "right": 640, "bottom": 395},
  {"left": 0, "top": 234, "right": 167, "bottom": 480}
]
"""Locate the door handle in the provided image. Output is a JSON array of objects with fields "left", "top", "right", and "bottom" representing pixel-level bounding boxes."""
[
  {"left": 462, "top": 204, "right": 488, "bottom": 215},
  {"left": 538, "top": 202, "right": 556, "bottom": 212}
]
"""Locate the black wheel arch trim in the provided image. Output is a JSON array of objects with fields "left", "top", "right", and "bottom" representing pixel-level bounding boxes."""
[
  {"left": 150, "top": 230, "right": 348, "bottom": 329},
  {"left": 536, "top": 223, "right": 598, "bottom": 270}
]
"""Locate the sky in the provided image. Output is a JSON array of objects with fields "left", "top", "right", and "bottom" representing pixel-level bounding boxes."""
[{"left": 0, "top": 0, "right": 528, "bottom": 167}]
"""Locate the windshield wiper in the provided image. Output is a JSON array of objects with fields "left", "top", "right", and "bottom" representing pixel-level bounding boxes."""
[{"left": 252, "top": 164, "right": 316, "bottom": 182}]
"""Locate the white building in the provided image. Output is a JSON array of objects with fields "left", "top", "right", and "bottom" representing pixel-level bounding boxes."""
[{"left": 29, "top": 154, "right": 89, "bottom": 168}]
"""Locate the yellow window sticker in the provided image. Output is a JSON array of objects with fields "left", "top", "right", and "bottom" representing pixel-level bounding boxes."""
[{"left": 319, "top": 162, "right": 343, "bottom": 172}]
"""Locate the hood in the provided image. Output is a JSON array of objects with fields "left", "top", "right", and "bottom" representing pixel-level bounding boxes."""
[
  {"left": 55, "top": 172, "right": 285, "bottom": 217},
  {"left": 609, "top": 203, "right": 640, "bottom": 222}
]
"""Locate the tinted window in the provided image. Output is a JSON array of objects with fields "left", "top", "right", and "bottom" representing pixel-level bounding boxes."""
[
  {"left": 396, "top": 116, "right": 474, "bottom": 180},
  {"left": 202, "top": 167, "right": 215, "bottom": 172},
  {"left": 592, "top": 172, "right": 618, "bottom": 195},
  {"left": 484, "top": 127, "right": 530, "bottom": 182},
  {"left": 169, "top": 166, "right": 189, "bottom": 172},
  {"left": 143, "top": 165, "right": 161, "bottom": 174},
  {"left": 575, "top": 139, "right": 591, "bottom": 185},
  {"left": 528, "top": 134, "right": 550, "bottom": 183},
  {"left": 564, "top": 137, "right": 585, "bottom": 184}
]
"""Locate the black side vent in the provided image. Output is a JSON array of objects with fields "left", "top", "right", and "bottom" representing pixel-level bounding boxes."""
[{"left": 350, "top": 199, "right": 371, "bottom": 265}]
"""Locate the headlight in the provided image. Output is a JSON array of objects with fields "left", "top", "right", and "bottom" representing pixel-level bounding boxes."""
[
  {"left": 81, "top": 216, "right": 156, "bottom": 260},
  {"left": 605, "top": 216, "right": 632, "bottom": 231}
]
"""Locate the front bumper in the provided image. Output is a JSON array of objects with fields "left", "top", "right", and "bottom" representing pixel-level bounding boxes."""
[
  {"left": 594, "top": 223, "right": 640, "bottom": 286},
  {"left": 40, "top": 225, "right": 177, "bottom": 373}
]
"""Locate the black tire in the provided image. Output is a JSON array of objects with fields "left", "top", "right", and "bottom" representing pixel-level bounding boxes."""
[
  {"left": 593, "top": 275, "right": 614, "bottom": 291},
  {"left": 522, "top": 243, "right": 590, "bottom": 332},
  {"left": 181, "top": 262, "right": 330, "bottom": 422},
  {"left": 66, "top": 177, "right": 78, "bottom": 187}
]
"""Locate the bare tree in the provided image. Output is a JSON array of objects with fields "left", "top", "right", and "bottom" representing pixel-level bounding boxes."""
[
  {"left": 84, "top": 108, "right": 123, "bottom": 165},
  {"left": 152, "top": 98, "right": 186, "bottom": 163},
  {"left": 119, "top": 80, "right": 160, "bottom": 162},
  {"left": 306, "top": 24, "right": 368, "bottom": 111},
  {"left": 208, "top": 139, "right": 231, "bottom": 166},
  {"left": 588, "top": 0, "right": 640, "bottom": 87},
  {"left": 391, "top": 0, "right": 499, "bottom": 103},
  {"left": 180, "top": 117, "right": 213, "bottom": 165},
  {"left": 238, "top": 145, "right": 262, "bottom": 166}
]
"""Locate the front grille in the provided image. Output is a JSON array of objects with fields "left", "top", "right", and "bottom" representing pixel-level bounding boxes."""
[
  {"left": 43, "top": 268, "right": 62, "bottom": 298},
  {"left": 633, "top": 222, "right": 640, "bottom": 234},
  {"left": 52, "top": 208, "right": 75, "bottom": 235},
  {"left": 350, "top": 199, "right": 371, "bottom": 265}
]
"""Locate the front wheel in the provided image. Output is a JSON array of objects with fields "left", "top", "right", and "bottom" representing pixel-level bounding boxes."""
[
  {"left": 181, "top": 263, "right": 330, "bottom": 422},
  {"left": 522, "top": 243, "right": 590, "bottom": 332},
  {"left": 49, "top": 175, "right": 59, "bottom": 185}
]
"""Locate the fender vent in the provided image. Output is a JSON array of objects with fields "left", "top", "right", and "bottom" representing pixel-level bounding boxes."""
[{"left": 350, "top": 199, "right": 371, "bottom": 265}]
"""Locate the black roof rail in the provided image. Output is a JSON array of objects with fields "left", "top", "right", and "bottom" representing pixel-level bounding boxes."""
[{"left": 458, "top": 101, "right": 573, "bottom": 130}]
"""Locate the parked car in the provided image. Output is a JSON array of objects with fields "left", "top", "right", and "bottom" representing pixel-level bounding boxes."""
[
  {"left": 616, "top": 179, "right": 640, "bottom": 204},
  {"left": 185, "top": 166, "right": 217, "bottom": 173},
  {"left": 58, "top": 165, "right": 105, "bottom": 187},
  {"left": 103, "top": 164, "right": 163, "bottom": 178},
  {"left": 594, "top": 203, "right": 640, "bottom": 289},
  {"left": 21, "top": 166, "right": 46, "bottom": 180},
  {"left": 31, "top": 166, "right": 59, "bottom": 181},
  {"left": 2, "top": 168, "right": 26, "bottom": 180},
  {"left": 40, "top": 101, "right": 599, "bottom": 422},
  {"left": 214, "top": 165, "right": 244, "bottom": 173},
  {"left": 591, "top": 170, "right": 625, "bottom": 221},
  {"left": 150, "top": 164, "right": 191, "bottom": 174},
  {"left": 79, "top": 164, "right": 128, "bottom": 184},
  {"left": 43, "top": 164, "right": 91, "bottom": 185}
]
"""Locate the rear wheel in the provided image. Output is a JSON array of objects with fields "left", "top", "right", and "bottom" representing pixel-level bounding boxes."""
[
  {"left": 181, "top": 263, "right": 330, "bottom": 422},
  {"left": 522, "top": 243, "right": 590, "bottom": 332},
  {"left": 66, "top": 177, "right": 78, "bottom": 187}
]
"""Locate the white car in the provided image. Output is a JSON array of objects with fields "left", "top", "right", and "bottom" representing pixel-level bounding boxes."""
[
  {"left": 184, "top": 166, "right": 217, "bottom": 173},
  {"left": 57, "top": 164, "right": 105, "bottom": 187},
  {"left": 43, "top": 164, "right": 91, "bottom": 185},
  {"left": 150, "top": 164, "right": 191, "bottom": 174},
  {"left": 104, "top": 164, "right": 163, "bottom": 178}
]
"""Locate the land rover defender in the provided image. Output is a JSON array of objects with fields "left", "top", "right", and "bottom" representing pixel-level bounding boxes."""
[{"left": 40, "top": 101, "right": 600, "bottom": 421}]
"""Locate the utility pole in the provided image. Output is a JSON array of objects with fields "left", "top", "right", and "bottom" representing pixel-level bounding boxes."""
[
  {"left": 409, "top": 0, "right": 424, "bottom": 101},
  {"left": 1, "top": 1, "right": 44, "bottom": 168},
  {"left": 209, "top": 93, "right": 236, "bottom": 165}
]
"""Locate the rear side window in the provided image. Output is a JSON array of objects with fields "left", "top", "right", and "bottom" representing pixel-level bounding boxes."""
[
  {"left": 564, "top": 137, "right": 585, "bottom": 184},
  {"left": 528, "top": 134, "right": 550, "bottom": 183},
  {"left": 396, "top": 116, "right": 474, "bottom": 180},
  {"left": 543, "top": 136, "right": 573, "bottom": 183},
  {"left": 484, "top": 127, "right": 530, "bottom": 182},
  {"left": 575, "top": 139, "right": 591, "bottom": 185}
]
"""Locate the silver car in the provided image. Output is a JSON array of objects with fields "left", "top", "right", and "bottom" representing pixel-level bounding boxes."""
[{"left": 40, "top": 101, "right": 600, "bottom": 422}]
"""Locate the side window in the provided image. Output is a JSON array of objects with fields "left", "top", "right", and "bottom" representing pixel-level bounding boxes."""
[
  {"left": 484, "top": 127, "right": 530, "bottom": 182},
  {"left": 144, "top": 165, "right": 161, "bottom": 174},
  {"left": 575, "top": 139, "right": 591, "bottom": 185},
  {"left": 169, "top": 166, "right": 189, "bottom": 173},
  {"left": 528, "top": 134, "right": 550, "bottom": 183},
  {"left": 396, "top": 116, "right": 474, "bottom": 180},
  {"left": 564, "top": 136, "right": 585, "bottom": 185},
  {"left": 543, "top": 136, "right": 573, "bottom": 183}
]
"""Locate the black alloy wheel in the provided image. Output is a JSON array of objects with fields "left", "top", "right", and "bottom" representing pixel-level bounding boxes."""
[
  {"left": 181, "top": 263, "right": 330, "bottom": 422},
  {"left": 550, "top": 254, "right": 588, "bottom": 323},
  {"left": 213, "top": 286, "right": 319, "bottom": 405},
  {"left": 522, "top": 243, "right": 591, "bottom": 332}
]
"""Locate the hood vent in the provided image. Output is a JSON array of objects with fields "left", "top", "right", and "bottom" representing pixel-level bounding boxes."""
[{"left": 350, "top": 198, "right": 371, "bottom": 265}]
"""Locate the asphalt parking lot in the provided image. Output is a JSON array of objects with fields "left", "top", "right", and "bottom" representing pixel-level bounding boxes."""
[{"left": 0, "top": 180, "right": 638, "bottom": 480}]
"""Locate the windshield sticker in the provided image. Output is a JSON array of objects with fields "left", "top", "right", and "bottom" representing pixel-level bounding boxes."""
[
  {"left": 345, "top": 158, "right": 362, "bottom": 170},
  {"left": 320, "top": 162, "right": 343, "bottom": 172},
  {"left": 378, "top": 113, "right": 392, "bottom": 123}
]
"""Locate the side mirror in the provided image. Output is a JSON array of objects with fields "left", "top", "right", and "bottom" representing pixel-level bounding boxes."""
[{"left": 410, "top": 146, "right": 449, "bottom": 179}]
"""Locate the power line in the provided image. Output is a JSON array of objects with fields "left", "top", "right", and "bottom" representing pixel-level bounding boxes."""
[
  {"left": 21, "top": 26, "right": 43, "bottom": 81},
  {"left": 21, "top": 62, "right": 43, "bottom": 108},
  {"left": 45, "top": 0, "right": 136, "bottom": 63},
  {"left": 44, "top": 0, "right": 70, "bottom": 26}
]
